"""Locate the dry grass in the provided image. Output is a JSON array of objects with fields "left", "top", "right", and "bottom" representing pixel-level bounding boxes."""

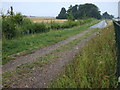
[{"left": 27, "top": 17, "right": 67, "bottom": 23}]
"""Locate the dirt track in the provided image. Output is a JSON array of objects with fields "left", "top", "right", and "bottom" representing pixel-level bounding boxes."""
[
  {"left": 3, "top": 28, "right": 94, "bottom": 72},
  {"left": 2, "top": 21, "right": 107, "bottom": 88},
  {"left": 3, "top": 20, "right": 107, "bottom": 73},
  {"left": 12, "top": 32, "right": 98, "bottom": 88}
]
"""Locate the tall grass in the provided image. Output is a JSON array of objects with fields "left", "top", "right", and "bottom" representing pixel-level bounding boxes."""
[
  {"left": 51, "top": 25, "right": 117, "bottom": 88},
  {"left": 2, "top": 19, "right": 99, "bottom": 64}
]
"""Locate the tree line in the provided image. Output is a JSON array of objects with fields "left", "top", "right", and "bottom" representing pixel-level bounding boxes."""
[
  {"left": 56, "top": 3, "right": 114, "bottom": 20},
  {"left": 2, "top": 6, "right": 49, "bottom": 39},
  {"left": 2, "top": 3, "right": 114, "bottom": 39},
  {"left": 2, "top": 6, "right": 95, "bottom": 40}
]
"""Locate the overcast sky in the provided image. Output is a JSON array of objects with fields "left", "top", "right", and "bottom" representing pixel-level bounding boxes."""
[{"left": 1, "top": 0, "right": 119, "bottom": 17}]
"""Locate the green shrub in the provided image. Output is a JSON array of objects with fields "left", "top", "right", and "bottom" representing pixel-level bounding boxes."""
[
  {"left": 2, "top": 19, "right": 99, "bottom": 64},
  {"left": 33, "top": 23, "right": 49, "bottom": 33},
  {"left": 61, "top": 22, "right": 70, "bottom": 28},
  {"left": 2, "top": 9, "right": 95, "bottom": 39},
  {"left": 2, "top": 17, "right": 17, "bottom": 39},
  {"left": 20, "top": 21, "right": 50, "bottom": 35},
  {"left": 50, "top": 21, "right": 61, "bottom": 29},
  {"left": 12, "top": 13, "right": 23, "bottom": 25},
  {"left": 0, "top": 17, "right": 2, "bottom": 39},
  {"left": 20, "top": 18, "right": 34, "bottom": 35}
]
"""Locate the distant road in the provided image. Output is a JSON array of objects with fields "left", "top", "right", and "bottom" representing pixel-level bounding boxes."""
[{"left": 90, "top": 20, "right": 107, "bottom": 29}]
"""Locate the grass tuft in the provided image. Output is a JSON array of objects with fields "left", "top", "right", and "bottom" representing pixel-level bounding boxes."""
[
  {"left": 51, "top": 25, "right": 117, "bottom": 88},
  {"left": 2, "top": 19, "right": 99, "bottom": 64}
]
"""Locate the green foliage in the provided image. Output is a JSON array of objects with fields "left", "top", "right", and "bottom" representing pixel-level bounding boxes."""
[
  {"left": 67, "top": 11, "right": 75, "bottom": 21},
  {"left": 2, "top": 6, "right": 99, "bottom": 40},
  {"left": 12, "top": 13, "right": 23, "bottom": 25},
  {"left": 2, "top": 28, "right": 100, "bottom": 88},
  {"left": 2, "top": 17, "right": 17, "bottom": 39},
  {"left": 51, "top": 25, "right": 117, "bottom": 88},
  {"left": 2, "top": 7, "right": 25, "bottom": 39},
  {"left": 50, "top": 18, "right": 94, "bottom": 30},
  {"left": 2, "top": 7, "right": 50, "bottom": 39},
  {"left": 77, "top": 3, "right": 101, "bottom": 19},
  {"left": 20, "top": 18, "right": 33, "bottom": 34},
  {"left": 0, "top": 17, "right": 2, "bottom": 38},
  {"left": 2, "top": 19, "right": 99, "bottom": 64},
  {"left": 50, "top": 18, "right": 95, "bottom": 29},
  {"left": 33, "top": 23, "right": 49, "bottom": 33},
  {"left": 102, "top": 12, "right": 114, "bottom": 19},
  {"left": 56, "top": 3, "right": 102, "bottom": 19},
  {"left": 50, "top": 21, "right": 61, "bottom": 29},
  {"left": 56, "top": 7, "right": 67, "bottom": 19}
]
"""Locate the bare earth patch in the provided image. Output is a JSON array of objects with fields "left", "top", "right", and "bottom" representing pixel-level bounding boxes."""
[
  {"left": 3, "top": 28, "right": 95, "bottom": 73},
  {"left": 2, "top": 21, "right": 107, "bottom": 88},
  {"left": 8, "top": 31, "right": 98, "bottom": 88}
]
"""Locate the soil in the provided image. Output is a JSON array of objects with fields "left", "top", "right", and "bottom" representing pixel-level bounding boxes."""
[
  {"left": 2, "top": 20, "right": 107, "bottom": 88},
  {"left": 3, "top": 28, "right": 94, "bottom": 72},
  {"left": 10, "top": 31, "right": 97, "bottom": 88}
]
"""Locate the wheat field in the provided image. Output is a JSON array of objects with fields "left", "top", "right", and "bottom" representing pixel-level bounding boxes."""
[{"left": 27, "top": 17, "right": 67, "bottom": 23}]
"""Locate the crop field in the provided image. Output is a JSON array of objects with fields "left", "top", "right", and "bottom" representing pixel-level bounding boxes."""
[{"left": 27, "top": 17, "right": 67, "bottom": 23}]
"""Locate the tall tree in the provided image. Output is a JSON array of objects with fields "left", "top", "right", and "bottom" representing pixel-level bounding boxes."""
[
  {"left": 56, "top": 7, "right": 67, "bottom": 19},
  {"left": 67, "top": 5, "right": 75, "bottom": 21},
  {"left": 56, "top": 3, "right": 102, "bottom": 20},
  {"left": 102, "top": 12, "right": 114, "bottom": 19},
  {"left": 67, "top": 10, "right": 75, "bottom": 21},
  {"left": 67, "top": 5, "right": 78, "bottom": 19},
  {"left": 77, "top": 3, "right": 101, "bottom": 19}
]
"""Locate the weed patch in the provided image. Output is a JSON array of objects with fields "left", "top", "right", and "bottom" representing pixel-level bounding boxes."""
[{"left": 51, "top": 25, "right": 117, "bottom": 88}]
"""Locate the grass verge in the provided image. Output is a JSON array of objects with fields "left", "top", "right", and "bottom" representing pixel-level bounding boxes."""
[
  {"left": 51, "top": 25, "right": 117, "bottom": 88},
  {"left": 2, "top": 19, "right": 99, "bottom": 64},
  {"left": 2, "top": 27, "right": 100, "bottom": 88}
]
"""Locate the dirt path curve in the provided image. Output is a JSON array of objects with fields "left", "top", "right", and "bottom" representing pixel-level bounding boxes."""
[
  {"left": 12, "top": 31, "right": 98, "bottom": 88},
  {"left": 2, "top": 29, "right": 91, "bottom": 72},
  {"left": 2, "top": 20, "right": 106, "bottom": 73}
]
